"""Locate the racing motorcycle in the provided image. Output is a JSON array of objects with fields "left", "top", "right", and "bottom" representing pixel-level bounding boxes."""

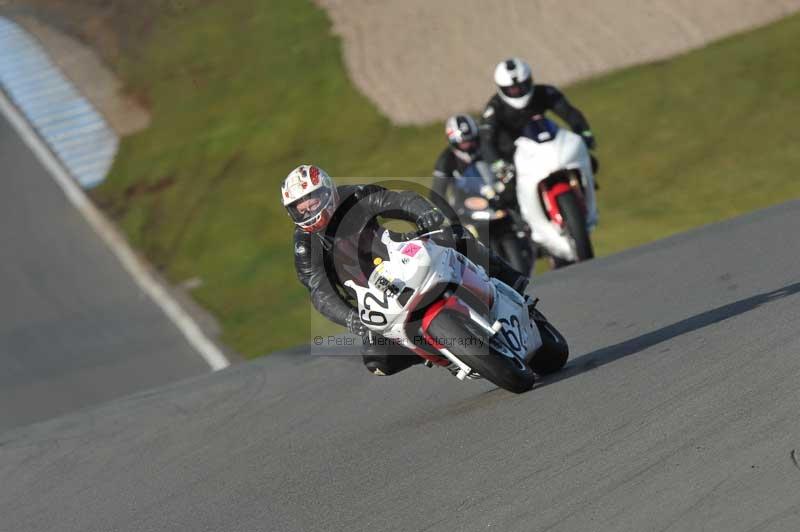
[
  {"left": 450, "top": 161, "right": 535, "bottom": 275},
  {"left": 514, "top": 115, "right": 598, "bottom": 266},
  {"left": 345, "top": 229, "right": 568, "bottom": 393}
]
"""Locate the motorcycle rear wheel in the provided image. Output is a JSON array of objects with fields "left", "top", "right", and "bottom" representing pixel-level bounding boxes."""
[
  {"left": 528, "top": 309, "right": 569, "bottom": 375},
  {"left": 426, "top": 308, "right": 535, "bottom": 394}
]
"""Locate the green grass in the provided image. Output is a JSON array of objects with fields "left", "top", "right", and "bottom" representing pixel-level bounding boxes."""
[
  {"left": 568, "top": 20, "right": 800, "bottom": 254},
  {"left": 91, "top": 1, "right": 800, "bottom": 357}
]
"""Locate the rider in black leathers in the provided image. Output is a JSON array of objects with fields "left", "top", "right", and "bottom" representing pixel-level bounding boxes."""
[
  {"left": 282, "top": 165, "right": 530, "bottom": 376},
  {"left": 431, "top": 114, "right": 482, "bottom": 203},
  {"left": 480, "top": 57, "right": 598, "bottom": 174},
  {"left": 431, "top": 113, "right": 517, "bottom": 214},
  {"left": 430, "top": 113, "right": 534, "bottom": 274}
]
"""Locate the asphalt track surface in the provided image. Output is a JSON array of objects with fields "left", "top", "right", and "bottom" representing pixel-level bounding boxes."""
[
  {"left": 2, "top": 201, "right": 800, "bottom": 531},
  {"left": 0, "top": 112, "right": 208, "bottom": 432}
]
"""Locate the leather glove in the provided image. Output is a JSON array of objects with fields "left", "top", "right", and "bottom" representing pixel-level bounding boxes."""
[
  {"left": 346, "top": 310, "right": 368, "bottom": 336},
  {"left": 416, "top": 208, "right": 445, "bottom": 232},
  {"left": 491, "top": 160, "right": 516, "bottom": 184},
  {"left": 581, "top": 130, "right": 596, "bottom": 150},
  {"left": 491, "top": 159, "right": 509, "bottom": 177},
  {"left": 478, "top": 183, "right": 505, "bottom": 206}
]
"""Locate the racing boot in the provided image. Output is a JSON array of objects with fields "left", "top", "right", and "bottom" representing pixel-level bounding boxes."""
[
  {"left": 490, "top": 262, "right": 529, "bottom": 297},
  {"left": 362, "top": 334, "right": 423, "bottom": 376},
  {"left": 363, "top": 354, "right": 423, "bottom": 376}
]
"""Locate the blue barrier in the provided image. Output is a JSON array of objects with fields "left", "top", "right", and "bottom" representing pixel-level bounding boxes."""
[{"left": 0, "top": 17, "right": 118, "bottom": 188}]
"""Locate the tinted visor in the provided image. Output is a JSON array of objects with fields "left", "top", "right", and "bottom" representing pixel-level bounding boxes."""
[
  {"left": 287, "top": 188, "right": 331, "bottom": 223},
  {"left": 452, "top": 139, "right": 478, "bottom": 153},
  {"left": 500, "top": 78, "right": 532, "bottom": 98}
]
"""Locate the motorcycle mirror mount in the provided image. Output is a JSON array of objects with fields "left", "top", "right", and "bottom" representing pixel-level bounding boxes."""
[{"left": 410, "top": 228, "right": 446, "bottom": 241}]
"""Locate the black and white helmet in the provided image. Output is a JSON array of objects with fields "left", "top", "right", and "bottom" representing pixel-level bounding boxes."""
[
  {"left": 445, "top": 114, "right": 480, "bottom": 163},
  {"left": 494, "top": 57, "right": 534, "bottom": 109}
]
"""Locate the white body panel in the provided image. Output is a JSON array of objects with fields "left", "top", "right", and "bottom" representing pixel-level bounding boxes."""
[
  {"left": 514, "top": 126, "right": 598, "bottom": 261},
  {"left": 345, "top": 232, "right": 542, "bottom": 377}
]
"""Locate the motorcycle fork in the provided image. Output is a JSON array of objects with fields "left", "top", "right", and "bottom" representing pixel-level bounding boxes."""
[{"left": 538, "top": 171, "right": 587, "bottom": 226}]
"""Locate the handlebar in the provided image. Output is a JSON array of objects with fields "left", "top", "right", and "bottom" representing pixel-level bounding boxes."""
[{"left": 397, "top": 228, "right": 447, "bottom": 242}]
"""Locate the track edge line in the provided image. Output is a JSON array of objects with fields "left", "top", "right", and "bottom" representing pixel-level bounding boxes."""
[{"left": 0, "top": 88, "right": 230, "bottom": 371}]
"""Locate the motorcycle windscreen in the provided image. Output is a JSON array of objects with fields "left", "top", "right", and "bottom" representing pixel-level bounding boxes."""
[{"left": 521, "top": 117, "right": 559, "bottom": 143}]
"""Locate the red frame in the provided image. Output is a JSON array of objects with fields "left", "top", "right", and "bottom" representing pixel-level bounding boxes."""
[{"left": 538, "top": 172, "right": 587, "bottom": 227}]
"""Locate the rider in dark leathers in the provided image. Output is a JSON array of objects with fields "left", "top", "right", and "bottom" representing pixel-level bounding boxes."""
[
  {"left": 480, "top": 57, "right": 598, "bottom": 173},
  {"left": 282, "top": 165, "right": 530, "bottom": 376},
  {"left": 431, "top": 114, "right": 482, "bottom": 203},
  {"left": 430, "top": 114, "right": 534, "bottom": 274},
  {"left": 431, "top": 113, "right": 517, "bottom": 214}
]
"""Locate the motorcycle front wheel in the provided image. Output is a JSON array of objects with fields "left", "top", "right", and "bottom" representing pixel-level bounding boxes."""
[
  {"left": 556, "top": 191, "right": 594, "bottom": 262},
  {"left": 426, "top": 307, "right": 535, "bottom": 394}
]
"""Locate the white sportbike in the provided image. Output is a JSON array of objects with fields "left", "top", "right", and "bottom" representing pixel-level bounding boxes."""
[
  {"left": 514, "top": 115, "right": 598, "bottom": 266},
  {"left": 345, "top": 229, "right": 568, "bottom": 393}
]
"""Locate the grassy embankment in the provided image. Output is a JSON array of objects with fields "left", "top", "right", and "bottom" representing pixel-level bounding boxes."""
[{"left": 89, "top": 1, "right": 800, "bottom": 356}]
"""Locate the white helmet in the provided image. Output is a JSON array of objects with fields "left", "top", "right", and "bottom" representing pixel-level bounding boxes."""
[
  {"left": 281, "top": 164, "right": 339, "bottom": 233},
  {"left": 445, "top": 114, "right": 480, "bottom": 163},
  {"left": 494, "top": 58, "right": 534, "bottom": 109}
]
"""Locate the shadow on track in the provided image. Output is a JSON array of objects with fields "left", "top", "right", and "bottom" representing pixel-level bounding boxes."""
[
  {"left": 537, "top": 281, "right": 800, "bottom": 389},
  {"left": 365, "top": 281, "right": 800, "bottom": 426}
]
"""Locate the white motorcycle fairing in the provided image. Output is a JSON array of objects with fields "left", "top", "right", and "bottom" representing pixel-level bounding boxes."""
[
  {"left": 345, "top": 231, "right": 542, "bottom": 380},
  {"left": 514, "top": 121, "right": 598, "bottom": 261}
]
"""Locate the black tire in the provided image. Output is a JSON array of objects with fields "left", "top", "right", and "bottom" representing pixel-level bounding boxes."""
[
  {"left": 427, "top": 308, "right": 535, "bottom": 394},
  {"left": 556, "top": 192, "right": 594, "bottom": 262},
  {"left": 528, "top": 311, "right": 569, "bottom": 375},
  {"left": 549, "top": 255, "right": 571, "bottom": 270},
  {"left": 488, "top": 231, "right": 505, "bottom": 263},
  {"left": 499, "top": 231, "right": 532, "bottom": 276}
]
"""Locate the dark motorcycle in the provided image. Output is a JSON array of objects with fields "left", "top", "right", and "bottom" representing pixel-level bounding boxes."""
[{"left": 450, "top": 161, "right": 535, "bottom": 276}]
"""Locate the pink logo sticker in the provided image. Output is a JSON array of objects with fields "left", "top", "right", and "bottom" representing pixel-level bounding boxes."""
[{"left": 402, "top": 243, "right": 422, "bottom": 257}]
